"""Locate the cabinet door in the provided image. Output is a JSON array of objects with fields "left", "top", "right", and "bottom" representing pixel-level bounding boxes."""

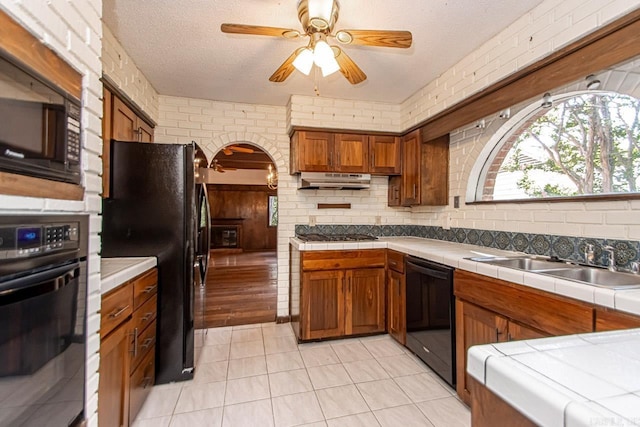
[
  {"left": 508, "top": 321, "right": 548, "bottom": 341},
  {"left": 455, "top": 300, "right": 508, "bottom": 405},
  {"left": 112, "top": 96, "right": 138, "bottom": 141},
  {"left": 301, "top": 270, "right": 345, "bottom": 339},
  {"left": 137, "top": 118, "right": 154, "bottom": 142},
  {"left": 388, "top": 176, "right": 402, "bottom": 207},
  {"left": 420, "top": 134, "right": 449, "bottom": 206},
  {"left": 334, "top": 133, "right": 368, "bottom": 173},
  {"left": 401, "top": 129, "right": 421, "bottom": 206},
  {"left": 98, "top": 324, "right": 130, "bottom": 427},
  {"left": 103, "top": 87, "right": 113, "bottom": 198},
  {"left": 346, "top": 268, "right": 385, "bottom": 335},
  {"left": 297, "top": 131, "right": 334, "bottom": 172},
  {"left": 387, "top": 268, "right": 406, "bottom": 345},
  {"left": 370, "top": 135, "right": 401, "bottom": 175}
]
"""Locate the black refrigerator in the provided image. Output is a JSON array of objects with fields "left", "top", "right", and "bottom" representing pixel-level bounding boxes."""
[{"left": 102, "top": 140, "right": 210, "bottom": 384}]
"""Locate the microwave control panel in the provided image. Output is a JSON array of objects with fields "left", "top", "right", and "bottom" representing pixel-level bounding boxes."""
[
  {"left": 66, "top": 101, "right": 81, "bottom": 164},
  {"left": 0, "top": 222, "right": 79, "bottom": 259}
]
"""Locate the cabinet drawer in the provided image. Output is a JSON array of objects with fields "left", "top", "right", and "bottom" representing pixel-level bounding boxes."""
[
  {"left": 302, "top": 250, "right": 386, "bottom": 271},
  {"left": 129, "top": 344, "right": 155, "bottom": 423},
  {"left": 133, "top": 268, "right": 158, "bottom": 310},
  {"left": 387, "top": 250, "right": 405, "bottom": 273},
  {"left": 132, "top": 294, "right": 157, "bottom": 333},
  {"left": 101, "top": 283, "right": 133, "bottom": 336},
  {"left": 130, "top": 320, "right": 156, "bottom": 373}
]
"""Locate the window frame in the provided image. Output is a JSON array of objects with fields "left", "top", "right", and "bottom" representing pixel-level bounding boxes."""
[{"left": 467, "top": 90, "right": 640, "bottom": 204}]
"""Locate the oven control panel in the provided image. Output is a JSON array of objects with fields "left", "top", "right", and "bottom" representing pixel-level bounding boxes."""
[{"left": 0, "top": 222, "right": 79, "bottom": 259}]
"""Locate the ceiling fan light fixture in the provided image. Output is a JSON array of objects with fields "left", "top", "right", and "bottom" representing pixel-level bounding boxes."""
[
  {"left": 320, "top": 58, "right": 340, "bottom": 76},
  {"left": 307, "top": 0, "right": 335, "bottom": 29},
  {"left": 313, "top": 39, "right": 334, "bottom": 66},
  {"left": 293, "top": 48, "right": 314, "bottom": 75}
]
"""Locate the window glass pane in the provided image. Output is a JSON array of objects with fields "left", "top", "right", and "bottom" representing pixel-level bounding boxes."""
[
  {"left": 268, "top": 195, "right": 278, "bottom": 227},
  {"left": 483, "top": 92, "right": 640, "bottom": 200}
]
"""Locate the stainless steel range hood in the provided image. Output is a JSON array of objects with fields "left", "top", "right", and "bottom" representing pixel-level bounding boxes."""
[{"left": 298, "top": 172, "right": 371, "bottom": 190}]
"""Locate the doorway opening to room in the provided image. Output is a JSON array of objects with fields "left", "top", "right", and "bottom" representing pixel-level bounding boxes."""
[{"left": 195, "top": 143, "right": 278, "bottom": 328}]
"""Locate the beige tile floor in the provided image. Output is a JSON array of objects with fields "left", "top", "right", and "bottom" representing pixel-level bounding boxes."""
[{"left": 132, "top": 323, "right": 470, "bottom": 427}]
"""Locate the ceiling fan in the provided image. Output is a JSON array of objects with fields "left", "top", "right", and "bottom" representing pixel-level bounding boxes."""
[
  {"left": 222, "top": 145, "right": 255, "bottom": 156},
  {"left": 211, "top": 159, "right": 238, "bottom": 173},
  {"left": 221, "top": 0, "right": 412, "bottom": 85}
]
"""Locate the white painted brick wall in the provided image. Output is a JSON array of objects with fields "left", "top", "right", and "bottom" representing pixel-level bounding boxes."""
[
  {"left": 102, "top": 24, "right": 159, "bottom": 123},
  {"left": 156, "top": 95, "right": 411, "bottom": 316},
  {"left": 289, "top": 95, "right": 402, "bottom": 133},
  {"left": 400, "top": 0, "right": 640, "bottom": 131},
  {"left": 0, "top": 1, "right": 102, "bottom": 425}
]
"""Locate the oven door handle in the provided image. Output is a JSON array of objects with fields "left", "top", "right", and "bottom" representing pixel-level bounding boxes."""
[
  {"left": 0, "top": 262, "right": 79, "bottom": 295},
  {"left": 406, "top": 262, "right": 450, "bottom": 280}
]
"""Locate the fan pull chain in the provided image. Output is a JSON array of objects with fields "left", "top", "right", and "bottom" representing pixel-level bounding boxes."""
[{"left": 313, "top": 66, "right": 321, "bottom": 96}]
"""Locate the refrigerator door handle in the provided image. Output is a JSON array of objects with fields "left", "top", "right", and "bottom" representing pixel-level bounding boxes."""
[{"left": 201, "top": 183, "right": 211, "bottom": 286}]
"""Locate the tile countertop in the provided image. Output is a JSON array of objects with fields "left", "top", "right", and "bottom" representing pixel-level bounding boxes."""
[
  {"left": 468, "top": 329, "right": 640, "bottom": 427},
  {"left": 290, "top": 236, "right": 640, "bottom": 318},
  {"left": 101, "top": 257, "right": 157, "bottom": 295}
]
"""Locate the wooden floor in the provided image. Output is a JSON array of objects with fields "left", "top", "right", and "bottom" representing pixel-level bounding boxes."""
[{"left": 195, "top": 250, "right": 278, "bottom": 328}]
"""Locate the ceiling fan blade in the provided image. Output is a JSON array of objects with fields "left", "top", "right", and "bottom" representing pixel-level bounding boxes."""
[
  {"left": 335, "top": 29, "right": 412, "bottom": 48},
  {"left": 229, "top": 145, "right": 255, "bottom": 154},
  {"left": 222, "top": 148, "right": 233, "bottom": 156},
  {"left": 269, "top": 49, "right": 301, "bottom": 83},
  {"left": 221, "top": 23, "right": 300, "bottom": 38},
  {"left": 332, "top": 47, "right": 367, "bottom": 85}
]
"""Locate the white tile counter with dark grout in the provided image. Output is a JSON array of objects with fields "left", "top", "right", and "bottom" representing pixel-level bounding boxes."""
[{"left": 290, "top": 236, "right": 640, "bottom": 316}]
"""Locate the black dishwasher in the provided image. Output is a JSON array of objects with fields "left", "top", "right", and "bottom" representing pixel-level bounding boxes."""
[{"left": 405, "top": 256, "right": 455, "bottom": 387}]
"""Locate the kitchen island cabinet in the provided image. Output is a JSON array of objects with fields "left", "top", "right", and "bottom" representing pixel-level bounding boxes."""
[
  {"left": 99, "top": 259, "right": 157, "bottom": 427},
  {"left": 296, "top": 249, "right": 386, "bottom": 341}
]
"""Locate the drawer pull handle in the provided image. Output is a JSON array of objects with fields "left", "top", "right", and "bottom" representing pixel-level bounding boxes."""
[
  {"left": 143, "top": 285, "right": 157, "bottom": 293},
  {"left": 109, "top": 305, "right": 129, "bottom": 319},
  {"left": 142, "top": 312, "right": 154, "bottom": 321},
  {"left": 140, "top": 337, "right": 154, "bottom": 350}
]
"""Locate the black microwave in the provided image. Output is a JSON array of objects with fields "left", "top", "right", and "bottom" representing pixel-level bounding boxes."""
[{"left": 0, "top": 55, "right": 81, "bottom": 185}]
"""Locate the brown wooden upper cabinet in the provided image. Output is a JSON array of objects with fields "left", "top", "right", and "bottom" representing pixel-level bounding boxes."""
[
  {"left": 290, "top": 130, "right": 401, "bottom": 175},
  {"left": 102, "top": 86, "right": 155, "bottom": 198},
  {"left": 388, "top": 129, "right": 449, "bottom": 207}
]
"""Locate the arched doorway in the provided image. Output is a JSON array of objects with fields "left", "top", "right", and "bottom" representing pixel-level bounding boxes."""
[{"left": 195, "top": 143, "right": 278, "bottom": 328}]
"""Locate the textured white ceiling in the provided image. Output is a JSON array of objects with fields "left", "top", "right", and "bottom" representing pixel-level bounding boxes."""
[{"left": 103, "top": 0, "right": 545, "bottom": 106}]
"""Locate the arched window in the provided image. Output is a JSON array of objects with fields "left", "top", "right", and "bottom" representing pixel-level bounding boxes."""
[{"left": 474, "top": 91, "right": 640, "bottom": 201}]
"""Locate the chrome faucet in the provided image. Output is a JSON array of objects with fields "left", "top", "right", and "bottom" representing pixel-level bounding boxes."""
[
  {"left": 603, "top": 246, "right": 617, "bottom": 272},
  {"left": 583, "top": 243, "right": 595, "bottom": 265}
]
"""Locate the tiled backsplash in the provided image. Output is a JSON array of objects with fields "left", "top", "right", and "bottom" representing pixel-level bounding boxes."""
[{"left": 295, "top": 224, "right": 640, "bottom": 270}]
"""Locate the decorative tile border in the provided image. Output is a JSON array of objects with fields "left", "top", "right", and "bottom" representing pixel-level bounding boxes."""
[{"left": 295, "top": 224, "right": 640, "bottom": 270}]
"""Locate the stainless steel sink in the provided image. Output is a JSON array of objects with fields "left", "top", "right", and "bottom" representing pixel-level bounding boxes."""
[
  {"left": 467, "top": 256, "right": 577, "bottom": 271},
  {"left": 538, "top": 267, "right": 640, "bottom": 289},
  {"left": 467, "top": 256, "right": 640, "bottom": 289}
]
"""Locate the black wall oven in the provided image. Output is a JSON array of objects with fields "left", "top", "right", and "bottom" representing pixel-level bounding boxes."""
[
  {"left": 0, "top": 54, "right": 81, "bottom": 184},
  {"left": 405, "top": 256, "right": 456, "bottom": 387},
  {"left": 0, "top": 215, "right": 88, "bottom": 426}
]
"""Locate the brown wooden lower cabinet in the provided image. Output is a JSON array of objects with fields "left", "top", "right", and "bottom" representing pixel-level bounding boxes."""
[
  {"left": 386, "top": 250, "right": 406, "bottom": 345},
  {"left": 595, "top": 306, "right": 640, "bottom": 331},
  {"left": 98, "top": 322, "right": 130, "bottom": 427},
  {"left": 297, "top": 250, "right": 386, "bottom": 341},
  {"left": 454, "top": 269, "right": 593, "bottom": 406},
  {"left": 99, "top": 268, "right": 157, "bottom": 427}
]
